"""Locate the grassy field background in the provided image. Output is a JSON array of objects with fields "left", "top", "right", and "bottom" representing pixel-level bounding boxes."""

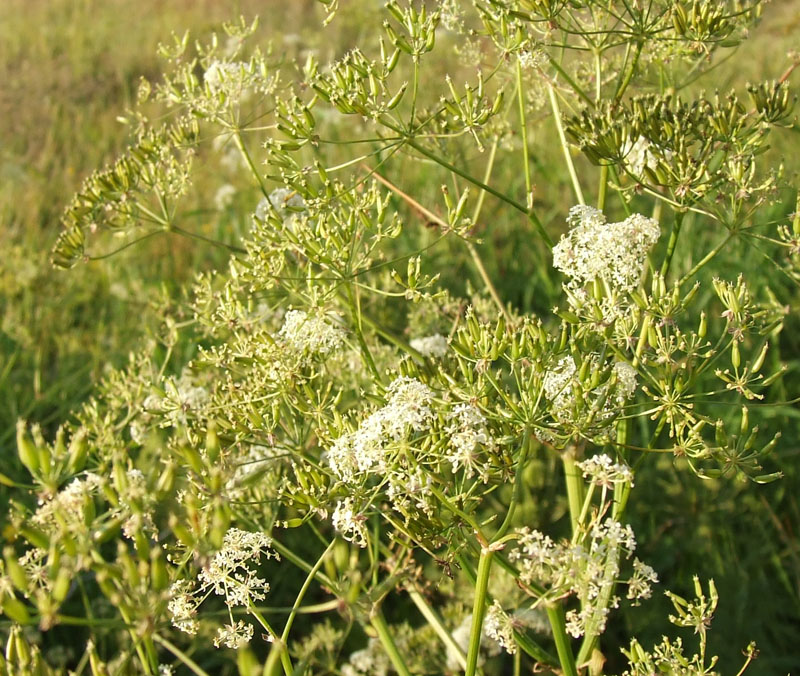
[{"left": 3, "top": 0, "right": 800, "bottom": 672}]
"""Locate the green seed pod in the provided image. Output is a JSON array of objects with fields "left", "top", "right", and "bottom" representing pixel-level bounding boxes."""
[
  {"left": 67, "top": 430, "right": 89, "bottom": 475},
  {"left": 150, "top": 547, "right": 168, "bottom": 591},
  {"left": 751, "top": 342, "right": 768, "bottom": 373},
  {"left": 16, "top": 421, "right": 40, "bottom": 477},
  {"left": 20, "top": 527, "right": 49, "bottom": 551},
  {"left": 51, "top": 567, "right": 72, "bottom": 604},
  {"left": 387, "top": 82, "right": 408, "bottom": 110},
  {"left": 4, "top": 547, "right": 29, "bottom": 594},
  {"left": 2, "top": 597, "right": 31, "bottom": 626},
  {"left": 205, "top": 423, "right": 220, "bottom": 464},
  {"left": 731, "top": 340, "right": 741, "bottom": 369},
  {"left": 169, "top": 516, "right": 194, "bottom": 548},
  {"left": 93, "top": 517, "right": 123, "bottom": 545}
]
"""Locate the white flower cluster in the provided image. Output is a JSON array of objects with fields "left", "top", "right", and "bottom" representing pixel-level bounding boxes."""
[
  {"left": 542, "top": 356, "right": 638, "bottom": 428},
  {"left": 118, "top": 468, "right": 156, "bottom": 540},
  {"left": 543, "top": 355, "right": 578, "bottom": 414},
  {"left": 444, "top": 403, "right": 496, "bottom": 479},
  {"left": 32, "top": 473, "right": 102, "bottom": 535},
  {"left": 332, "top": 498, "right": 368, "bottom": 548},
  {"left": 204, "top": 60, "right": 274, "bottom": 101},
  {"left": 214, "top": 620, "right": 254, "bottom": 649},
  {"left": 410, "top": 333, "right": 449, "bottom": 358},
  {"left": 577, "top": 453, "right": 634, "bottom": 488},
  {"left": 446, "top": 612, "right": 502, "bottom": 671},
  {"left": 214, "top": 183, "right": 236, "bottom": 211},
  {"left": 255, "top": 187, "right": 306, "bottom": 223},
  {"left": 387, "top": 465, "right": 434, "bottom": 518},
  {"left": 278, "top": 310, "right": 346, "bottom": 356},
  {"left": 627, "top": 558, "right": 659, "bottom": 604},
  {"left": 510, "top": 519, "right": 654, "bottom": 639},
  {"left": 143, "top": 372, "right": 209, "bottom": 428},
  {"left": 327, "top": 377, "right": 435, "bottom": 482},
  {"left": 484, "top": 601, "right": 518, "bottom": 655},
  {"left": 168, "top": 528, "right": 277, "bottom": 647},
  {"left": 613, "top": 361, "right": 638, "bottom": 402},
  {"left": 341, "top": 638, "right": 391, "bottom": 676},
  {"left": 621, "top": 135, "right": 673, "bottom": 180},
  {"left": 552, "top": 206, "right": 660, "bottom": 292}
]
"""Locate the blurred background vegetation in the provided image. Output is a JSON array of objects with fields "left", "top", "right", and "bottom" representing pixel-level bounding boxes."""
[{"left": 2, "top": 0, "right": 800, "bottom": 672}]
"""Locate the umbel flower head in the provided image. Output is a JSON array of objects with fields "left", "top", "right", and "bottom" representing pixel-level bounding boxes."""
[{"left": 552, "top": 206, "right": 660, "bottom": 292}]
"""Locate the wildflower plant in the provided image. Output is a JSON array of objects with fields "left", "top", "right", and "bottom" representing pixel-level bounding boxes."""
[{"left": 3, "top": 1, "right": 798, "bottom": 674}]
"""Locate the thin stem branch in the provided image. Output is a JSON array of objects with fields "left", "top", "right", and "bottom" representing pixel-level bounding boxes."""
[
  {"left": 408, "top": 588, "right": 471, "bottom": 672},
  {"left": 371, "top": 607, "right": 412, "bottom": 676},
  {"left": 516, "top": 59, "right": 533, "bottom": 202},
  {"left": 153, "top": 634, "right": 212, "bottom": 676},
  {"left": 264, "top": 541, "right": 336, "bottom": 676},
  {"left": 660, "top": 211, "right": 684, "bottom": 278},
  {"left": 548, "top": 83, "right": 585, "bottom": 204}
]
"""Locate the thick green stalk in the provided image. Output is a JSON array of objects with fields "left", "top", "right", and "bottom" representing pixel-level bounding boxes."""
[
  {"left": 546, "top": 602, "right": 579, "bottom": 676},
  {"left": 597, "top": 165, "right": 609, "bottom": 211},
  {"left": 371, "top": 607, "right": 412, "bottom": 676},
  {"left": 660, "top": 211, "right": 685, "bottom": 278},
  {"left": 563, "top": 450, "right": 585, "bottom": 536},
  {"left": 612, "top": 419, "right": 631, "bottom": 521},
  {"left": 465, "top": 547, "right": 495, "bottom": 676}
]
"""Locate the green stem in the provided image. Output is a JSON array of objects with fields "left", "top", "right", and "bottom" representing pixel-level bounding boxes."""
[
  {"left": 548, "top": 83, "right": 585, "bottom": 205},
  {"left": 264, "top": 541, "right": 336, "bottom": 676},
  {"left": 613, "top": 41, "right": 643, "bottom": 102},
  {"left": 467, "top": 138, "right": 513, "bottom": 325},
  {"left": 678, "top": 233, "right": 733, "bottom": 285},
  {"left": 153, "top": 634, "right": 212, "bottom": 676},
  {"left": 597, "top": 165, "right": 609, "bottom": 211},
  {"left": 269, "top": 539, "right": 336, "bottom": 591},
  {"left": 465, "top": 547, "right": 495, "bottom": 676},
  {"left": 493, "top": 430, "right": 530, "bottom": 541},
  {"left": 346, "top": 283, "right": 380, "bottom": 381},
  {"left": 563, "top": 449, "right": 585, "bottom": 537},
  {"left": 371, "top": 607, "right": 412, "bottom": 676},
  {"left": 516, "top": 60, "right": 533, "bottom": 202},
  {"left": 546, "top": 55, "right": 595, "bottom": 107},
  {"left": 408, "top": 588, "right": 470, "bottom": 672},
  {"left": 250, "top": 607, "right": 293, "bottom": 676},
  {"left": 612, "top": 419, "right": 632, "bottom": 521},
  {"left": 386, "top": 125, "right": 552, "bottom": 246},
  {"left": 546, "top": 602, "right": 579, "bottom": 676},
  {"left": 234, "top": 129, "right": 270, "bottom": 200},
  {"left": 660, "top": 211, "right": 684, "bottom": 278}
]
